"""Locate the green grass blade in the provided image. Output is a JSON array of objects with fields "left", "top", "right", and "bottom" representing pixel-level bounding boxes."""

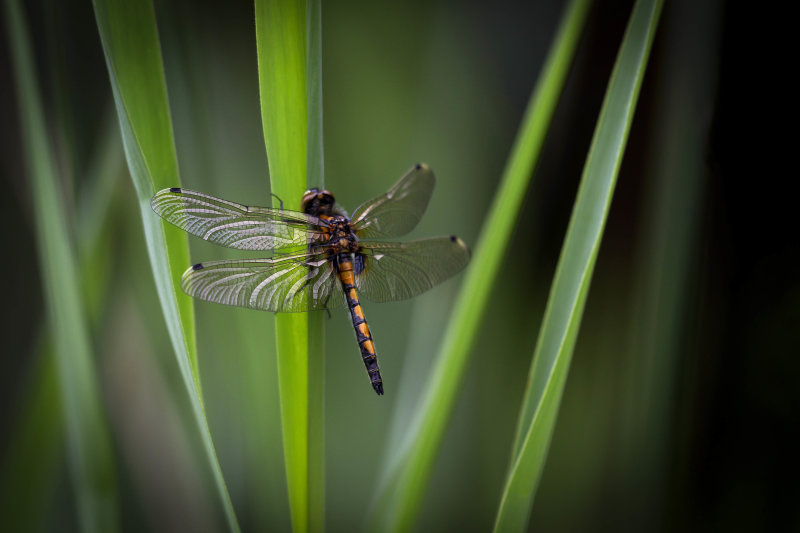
[
  {"left": 0, "top": 109, "right": 123, "bottom": 531},
  {"left": 91, "top": 1, "right": 239, "bottom": 530},
  {"left": 371, "top": 1, "right": 592, "bottom": 530},
  {"left": 4, "top": 0, "right": 119, "bottom": 529},
  {"left": 494, "top": 0, "right": 664, "bottom": 530},
  {"left": 255, "top": 0, "right": 325, "bottom": 530},
  {"left": 305, "top": 1, "right": 326, "bottom": 528}
]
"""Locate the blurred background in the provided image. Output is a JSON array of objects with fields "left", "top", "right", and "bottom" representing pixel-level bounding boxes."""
[{"left": 1, "top": 0, "right": 797, "bottom": 531}]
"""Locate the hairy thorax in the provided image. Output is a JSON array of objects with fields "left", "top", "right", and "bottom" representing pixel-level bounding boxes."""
[{"left": 324, "top": 215, "right": 359, "bottom": 254}]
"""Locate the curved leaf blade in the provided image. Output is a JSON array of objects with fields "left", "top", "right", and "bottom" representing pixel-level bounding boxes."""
[
  {"left": 371, "top": 0, "right": 593, "bottom": 530},
  {"left": 91, "top": 0, "right": 239, "bottom": 530},
  {"left": 495, "top": 0, "right": 665, "bottom": 530}
]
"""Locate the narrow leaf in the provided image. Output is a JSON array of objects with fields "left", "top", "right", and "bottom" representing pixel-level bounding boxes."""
[
  {"left": 495, "top": 0, "right": 664, "bottom": 530},
  {"left": 91, "top": 0, "right": 239, "bottom": 530},
  {"left": 4, "top": 0, "right": 119, "bottom": 529},
  {"left": 0, "top": 110, "right": 123, "bottom": 532},
  {"left": 372, "top": 0, "right": 592, "bottom": 530},
  {"left": 255, "top": 0, "right": 325, "bottom": 531}
]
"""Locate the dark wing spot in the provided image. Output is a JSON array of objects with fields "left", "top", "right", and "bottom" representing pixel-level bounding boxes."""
[
  {"left": 169, "top": 187, "right": 182, "bottom": 193},
  {"left": 450, "top": 235, "right": 457, "bottom": 242},
  {"left": 192, "top": 263, "right": 204, "bottom": 271},
  {"left": 414, "top": 163, "right": 422, "bottom": 171}
]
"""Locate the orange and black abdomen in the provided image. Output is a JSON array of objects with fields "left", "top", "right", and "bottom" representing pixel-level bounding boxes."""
[{"left": 336, "top": 256, "right": 383, "bottom": 395}]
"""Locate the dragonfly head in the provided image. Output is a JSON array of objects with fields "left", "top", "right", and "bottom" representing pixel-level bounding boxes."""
[{"left": 302, "top": 188, "right": 336, "bottom": 216}]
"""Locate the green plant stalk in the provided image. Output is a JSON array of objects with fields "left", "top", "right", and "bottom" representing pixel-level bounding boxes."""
[
  {"left": 495, "top": 0, "right": 664, "bottom": 530},
  {"left": 4, "top": 0, "right": 119, "bottom": 530},
  {"left": 0, "top": 110, "right": 123, "bottom": 530},
  {"left": 92, "top": 0, "right": 239, "bottom": 530},
  {"left": 255, "top": 0, "right": 325, "bottom": 531},
  {"left": 371, "top": 0, "right": 592, "bottom": 531},
  {"left": 306, "top": 1, "right": 325, "bottom": 529}
]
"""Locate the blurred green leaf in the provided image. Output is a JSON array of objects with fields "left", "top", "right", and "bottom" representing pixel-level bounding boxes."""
[
  {"left": 495, "top": 0, "right": 664, "bottom": 530},
  {"left": 372, "top": 0, "right": 592, "bottom": 530},
  {"left": 0, "top": 109, "right": 124, "bottom": 533},
  {"left": 255, "top": 0, "right": 325, "bottom": 530},
  {"left": 0, "top": 342, "right": 62, "bottom": 531},
  {"left": 92, "top": 0, "right": 239, "bottom": 530},
  {"left": 4, "top": 0, "right": 119, "bottom": 529}
]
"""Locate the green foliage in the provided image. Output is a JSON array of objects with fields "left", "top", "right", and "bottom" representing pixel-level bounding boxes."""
[
  {"left": 92, "top": 0, "right": 239, "bottom": 529},
  {"left": 371, "top": 0, "right": 592, "bottom": 530},
  {"left": 1, "top": 0, "right": 725, "bottom": 531},
  {"left": 255, "top": 0, "right": 325, "bottom": 530},
  {"left": 495, "top": 0, "right": 664, "bottom": 529},
  {"left": 4, "top": 0, "right": 119, "bottom": 529}
]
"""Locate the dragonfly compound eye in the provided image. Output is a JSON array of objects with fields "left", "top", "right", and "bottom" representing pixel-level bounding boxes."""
[{"left": 302, "top": 189, "right": 336, "bottom": 216}]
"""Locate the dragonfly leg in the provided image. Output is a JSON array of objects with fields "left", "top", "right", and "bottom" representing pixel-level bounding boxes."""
[{"left": 270, "top": 192, "right": 284, "bottom": 211}]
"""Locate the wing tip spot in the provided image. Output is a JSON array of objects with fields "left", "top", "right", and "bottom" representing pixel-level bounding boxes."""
[
  {"left": 192, "top": 263, "right": 204, "bottom": 271},
  {"left": 170, "top": 187, "right": 182, "bottom": 193},
  {"left": 450, "top": 235, "right": 471, "bottom": 257}
]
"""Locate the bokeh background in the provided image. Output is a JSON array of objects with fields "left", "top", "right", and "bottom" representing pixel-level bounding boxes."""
[{"left": 1, "top": 0, "right": 796, "bottom": 531}]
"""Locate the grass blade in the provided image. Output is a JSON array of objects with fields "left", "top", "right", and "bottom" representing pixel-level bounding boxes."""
[
  {"left": 0, "top": 109, "right": 123, "bottom": 531},
  {"left": 91, "top": 1, "right": 239, "bottom": 530},
  {"left": 255, "top": 0, "right": 325, "bottom": 530},
  {"left": 494, "top": 0, "right": 664, "bottom": 529},
  {"left": 305, "top": 2, "right": 326, "bottom": 529},
  {"left": 4, "top": 0, "right": 119, "bottom": 529},
  {"left": 371, "top": 0, "right": 592, "bottom": 530}
]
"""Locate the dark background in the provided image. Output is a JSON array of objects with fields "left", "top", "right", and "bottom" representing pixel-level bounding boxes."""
[{"left": 1, "top": 0, "right": 797, "bottom": 530}]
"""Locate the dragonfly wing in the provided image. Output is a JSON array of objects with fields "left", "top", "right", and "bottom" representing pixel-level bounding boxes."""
[
  {"left": 355, "top": 236, "right": 470, "bottom": 302},
  {"left": 181, "top": 253, "right": 345, "bottom": 312},
  {"left": 350, "top": 163, "right": 435, "bottom": 239},
  {"left": 151, "top": 188, "right": 327, "bottom": 250}
]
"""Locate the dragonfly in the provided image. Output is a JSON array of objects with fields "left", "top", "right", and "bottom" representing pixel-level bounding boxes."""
[{"left": 150, "top": 163, "right": 470, "bottom": 395}]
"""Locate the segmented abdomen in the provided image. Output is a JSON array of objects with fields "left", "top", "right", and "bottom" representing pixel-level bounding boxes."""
[{"left": 336, "top": 256, "right": 383, "bottom": 395}]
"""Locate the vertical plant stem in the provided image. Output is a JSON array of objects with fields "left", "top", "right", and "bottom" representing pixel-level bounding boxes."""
[
  {"left": 305, "top": 3, "right": 326, "bottom": 530},
  {"left": 255, "top": 0, "right": 325, "bottom": 530}
]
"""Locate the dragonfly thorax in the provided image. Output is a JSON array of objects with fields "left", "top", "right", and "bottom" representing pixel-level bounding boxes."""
[{"left": 326, "top": 215, "right": 359, "bottom": 253}]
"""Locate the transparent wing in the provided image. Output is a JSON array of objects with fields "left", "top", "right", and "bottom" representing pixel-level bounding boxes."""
[
  {"left": 181, "top": 253, "right": 345, "bottom": 312},
  {"left": 350, "top": 163, "right": 435, "bottom": 239},
  {"left": 151, "top": 188, "right": 328, "bottom": 250},
  {"left": 355, "top": 236, "right": 470, "bottom": 302}
]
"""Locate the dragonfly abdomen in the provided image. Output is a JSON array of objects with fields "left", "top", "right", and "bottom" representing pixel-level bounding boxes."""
[{"left": 336, "top": 257, "right": 383, "bottom": 395}]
